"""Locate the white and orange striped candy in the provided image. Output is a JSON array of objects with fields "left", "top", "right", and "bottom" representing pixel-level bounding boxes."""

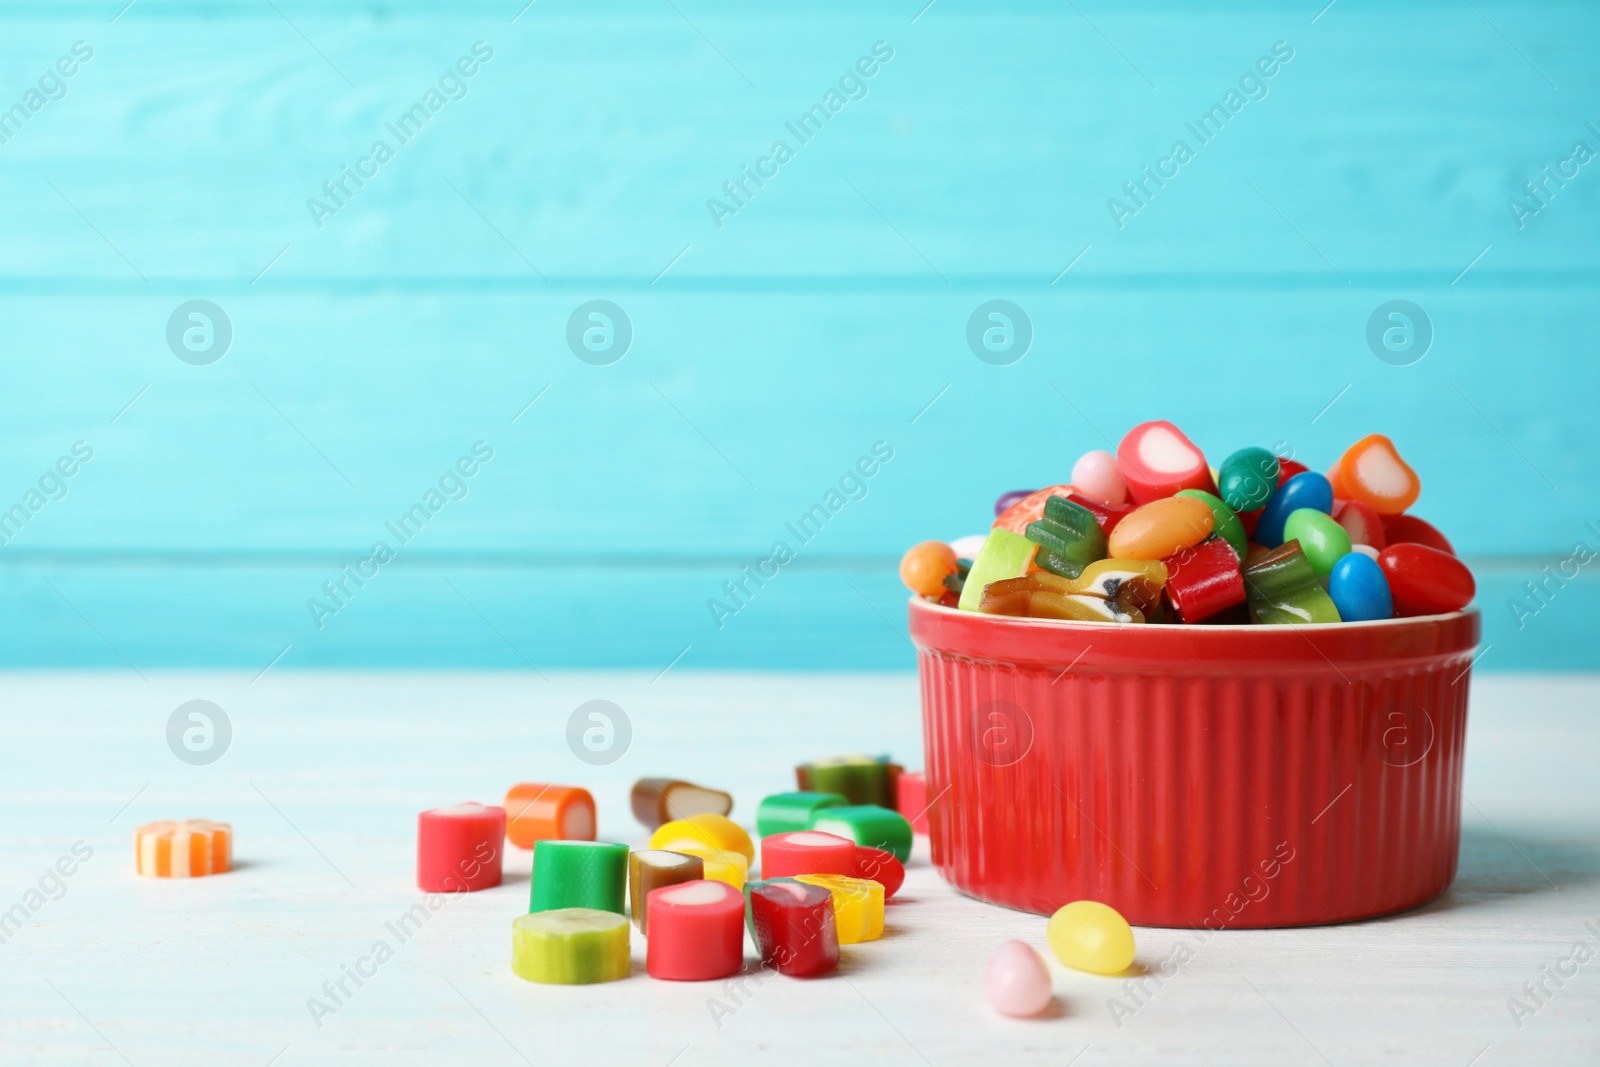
[{"left": 134, "top": 820, "right": 232, "bottom": 878}]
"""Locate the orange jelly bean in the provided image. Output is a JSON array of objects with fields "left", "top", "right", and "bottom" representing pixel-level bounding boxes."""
[
  {"left": 898, "top": 541, "right": 959, "bottom": 598},
  {"left": 1106, "top": 496, "right": 1214, "bottom": 560},
  {"left": 1329, "top": 434, "right": 1420, "bottom": 515}
]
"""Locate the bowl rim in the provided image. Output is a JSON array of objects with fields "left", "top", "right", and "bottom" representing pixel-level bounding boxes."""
[{"left": 908, "top": 595, "right": 1479, "bottom": 633}]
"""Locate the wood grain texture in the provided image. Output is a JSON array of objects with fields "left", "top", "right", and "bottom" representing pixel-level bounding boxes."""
[
  {"left": 0, "top": 1, "right": 1596, "bottom": 666},
  {"left": 0, "top": 671, "right": 1595, "bottom": 1065}
]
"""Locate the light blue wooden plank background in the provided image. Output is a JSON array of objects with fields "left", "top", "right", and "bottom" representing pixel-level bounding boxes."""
[{"left": 0, "top": 0, "right": 1596, "bottom": 670}]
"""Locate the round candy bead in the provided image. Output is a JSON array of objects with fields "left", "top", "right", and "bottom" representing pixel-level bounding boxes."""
[
  {"left": 761, "top": 830, "right": 857, "bottom": 880},
  {"left": 985, "top": 940, "right": 1053, "bottom": 1018},
  {"left": 1281, "top": 508, "right": 1352, "bottom": 578},
  {"left": 417, "top": 802, "right": 504, "bottom": 893},
  {"left": 1254, "top": 472, "right": 1334, "bottom": 548},
  {"left": 898, "top": 540, "right": 959, "bottom": 598},
  {"left": 649, "top": 813, "right": 754, "bottom": 863},
  {"left": 1174, "top": 489, "right": 1246, "bottom": 560},
  {"left": 1106, "top": 495, "right": 1214, "bottom": 561},
  {"left": 1378, "top": 543, "right": 1475, "bottom": 616},
  {"left": 1046, "top": 900, "right": 1135, "bottom": 975},
  {"left": 645, "top": 879, "right": 746, "bottom": 981},
  {"left": 1070, "top": 450, "right": 1128, "bottom": 505},
  {"left": 993, "top": 489, "right": 1034, "bottom": 517},
  {"left": 511, "top": 908, "right": 630, "bottom": 985},
  {"left": 1327, "top": 552, "right": 1393, "bottom": 622},
  {"left": 1217, "top": 446, "right": 1280, "bottom": 513}
]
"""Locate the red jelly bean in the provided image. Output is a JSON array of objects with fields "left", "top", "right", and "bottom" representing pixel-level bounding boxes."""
[
  {"left": 1116, "top": 421, "right": 1216, "bottom": 504},
  {"left": 1163, "top": 537, "right": 1246, "bottom": 623},
  {"left": 645, "top": 879, "right": 745, "bottom": 981},
  {"left": 851, "top": 846, "right": 905, "bottom": 898},
  {"left": 1332, "top": 499, "right": 1387, "bottom": 551},
  {"left": 1066, "top": 492, "right": 1134, "bottom": 535},
  {"left": 1382, "top": 513, "right": 1455, "bottom": 555},
  {"left": 1378, "top": 543, "right": 1474, "bottom": 616},
  {"left": 747, "top": 879, "right": 840, "bottom": 977},
  {"left": 416, "top": 802, "right": 504, "bottom": 893},
  {"left": 761, "top": 831, "right": 857, "bottom": 879},
  {"left": 1276, "top": 458, "right": 1309, "bottom": 485},
  {"left": 895, "top": 770, "right": 929, "bottom": 834}
]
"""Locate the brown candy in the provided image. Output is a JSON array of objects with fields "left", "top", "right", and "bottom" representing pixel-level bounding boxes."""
[
  {"left": 628, "top": 849, "right": 703, "bottom": 933},
  {"left": 630, "top": 778, "right": 734, "bottom": 830}
]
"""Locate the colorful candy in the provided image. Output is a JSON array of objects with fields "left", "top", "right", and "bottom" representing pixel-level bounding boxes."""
[
  {"left": 809, "top": 805, "right": 913, "bottom": 863},
  {"left": 511, "top": 908, "right": 630, "bottom": 985},
  {"left": 761, "top": 831, "right": 858, "bottom": 880},
  {"left": 1281, "top": 508, "right": 1352, "bottom": 577},
  {"left": 134, "top": 820, "right": 231, "bottom": 879},
  {"left": 851, "top": 846, "right": 905, "bottom": 898},
  {"left": 1332, "top": 499, "right": 1386, "bottom": 551},
  {"left": 993, "top": 484, "right": 1077, "bottom": 535},
  {"left": 985, "top": 941, "right": 1054, "bottom": 1017},
  {"left": 1025, "top": 496, "right": 1108, "bottom": 578},
  {"left": 1065, "top": 491, "right": 1133, "bottom": 535},
  {"left": 745, "top": 878, "right": 840, "bottom": 977},
  {"left": 1046, "top": 900, "right": 1136, "bottom": 975},
  {"left": 504, "top": 783, "right": 594, "bottom": 848},
  {"left": 795, "top": 756, "right": 897, "bottom": 808},
  {"left": 957, "top": 529, "right": 1038, "bottom": 611},
  {"left": 1254, "top": 471, "right": 1334, "bottom": 548},
  {"left": 1062, "top": 558, "right": 1167, "bottom": 617},
  {"left": 645, "top": 880, "right": 746, "bottom": 981},
  {"left": 1163, "top": 537, "right": 1246, "bottom": 623},
  {"left": 529, "top": 840, "right": 628, "bottom": 914},
  {"left": 757, "top": 791, "right": 848, "bottom": 837},
  {"left": 1070, "top": 449, "right": 1128, "bottom": 505},
  {"left": 1106, "top": 496, "right": 1213, "bottom": 561},
  {"left": 894, "top": 771, "right": 930, "bottom": 834},
  {"left": 898, "top": 540, "right": 960, "bottom": 598},
  {"left": 1217, "top": 446, "right": 1280, "bottom": 513},
  {"left": 1330, "top": 434, "right": 1421, "bottom": 514},
  {"left": 416, "top": 802, "right": 504, "bottom": 893},
  {"left": 1327, "top": 552, "right": 1393, "bottom": 623},
  {"left": 1117, "top": 421, "right": 1216, "bottom": 504},
  {"left": 1243, "top": 541, "right": 1341, "bottom": 624},
  {"left": 673, "top": 847, "right": 748, "bottom": 890},
  {"left": 1381, "top": 513, "right": 1455, "bottom": 555},
  {"left": 1378, "top": 543, "right": 1475, "bottom": 616},
  {"left": 647, "top": 813, "right": 754, "bottom": 864},
  {"left": 794, "top": 873, "right": 885, "bottom": 943},
  {"left": 628, "top": 849, "right": 704, "bottom": 933},
  {"left": 630, "top": 778, "right": 733, "bottom": 830},
  {"left": 980, "top": 574, "right": 1142, "bottom": 623},
  {"left": 1175, "top": 489, "right": 1247, "bottom": 560}
]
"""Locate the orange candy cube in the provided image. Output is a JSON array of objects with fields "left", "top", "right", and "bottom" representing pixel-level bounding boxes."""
[{"left": 134, "top": 820, "right": 232, "bottom": 878}]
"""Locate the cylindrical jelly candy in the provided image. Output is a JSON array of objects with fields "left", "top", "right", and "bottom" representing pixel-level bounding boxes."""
[
  {"left": 851, "top": 845, "right": 905, "bottom": 898},
  {"left": 898, "top": 540, "right": 960, "bottom": 598},
  {"left": 762, "top": 831, "right": 857, "bottom": 880},
  {"left": 630, "top": 778, "right": 733, "bottom": 830},
  {"left": 1065, "top": 492, "right": 1133, "bottom": 535},
  {"left": 530, "top": 840, "right": 629, "bottom": 914},
  {"left": 645, "top": 880, "right": 745, "bottom": 981},
  {"left": 756, "top": 792, "right": 848, "bottom": 838},
  {"left": 993, "top": 484, "right": 1077, "bottom": 535},
  {"left": 1026, "top": 496, "right": 1108, "bottom": 576},
  {"left": 1216, "top": 446, "right": 1280, "bottom": 512},
  {"left": 504, "top": 783, "right": 594, "bottom": 848},
  {"left": 1281, "top": 508, "right": 1352, "bottom": 578},
  {"left": 1254, "top": 472, "right": 1334, "bottom": 548},
  {"left": 794, "top": 873, "right": 885, "bottom": 944},
  {"left": 893, "top": 771, "right": 929, "bottom": 835},
  {"left": 1381, "top": 513, "right": 1455, "bottom": 555},
  {"left": 1174, "top": 489, "right": 1246, "bottom": 560},
  {"left": 1331, "top": 499, "right": 1386, "bottom": 551},
  {"left": 958, "top": 529, "right": 1039, "bottom": 611},
  {"left": 648, "top": 813, "right": 754, "bottom": 863},
  {"left": 1327, "top": 552, "right": 1393, "bottom": 623},
  {"left": 809, "top": 805, "right": 913, "bottom": 863},
  {"left": 1070, "top": 450, "right": 1128, "bottom": 505},
  {"left": 795, "top": 756, "right": 895, "bottom": 808},
  {"left": 1047, "top": 900, "right": 1135, "bottom": 975},
  {"left": 1378, "top": 543, "right": 1475, "bottom": 616},
  {"left": 1163, "top": 537, "right": 1246, "bottom": 623},
  {"left": 981, "top": 577, "right": 1143, "bottom": 623},
  {"left": 417, "top": 802, "right": 504, "bottom": 893},
  {"left": 993, "top": 489, "right": 1034, "bottom": 517},
  {"left": 745, "top": 878, "right": 840, "bottom": 977},
  {"left": 1116, "top": 421, "right": 1216, "bottom": 504},
  {"left": 986, "top": 941, "right": 1053, "bottom": 1017},
  {"left": 628, "top": 849, "right": 703, "bottom": 933},
  {"left": 134, "top": 820, "right": 231, "bottom": 878},
  {"left": 511, "top": 908, "right": 630, "bottom": 985},
  {"left": 1330, "top": 434, "right": 1421, "bottom": 514},
  {"left": 1106, "top": 496, "right": 1213, "bottom": 561},
  {"left": 673, "top": 847, "right": 748, "bottom": 891},
  {"left": 1243, "top": 541, "right": 1341, "bottom": 625}
]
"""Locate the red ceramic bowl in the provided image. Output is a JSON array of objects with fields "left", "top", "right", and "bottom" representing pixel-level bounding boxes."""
[{"left": 909, "top": 598, "right": 1480, "bottom": 928}]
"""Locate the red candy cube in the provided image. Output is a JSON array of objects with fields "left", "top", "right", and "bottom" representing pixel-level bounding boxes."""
[
  {"left": 1381, "top": 513, "right": 1455, "bottom": 555},
  {"left": 417, "top": 802, "right": 504, "bottom": 893},
  {"left": 746, "top": 879, "right": 840, "bottom": 977},
  {"left": 1163, "top": 537, "right": 1246, "bottom": 623},
  {"left": 1116, "top": 421, "right": 1216, "bottom": 505},
  {"left": 852, "top": 846, "right": 905, "bottom": 898},
  {"left": 646, "top": 879, "right": 745, "bottom": 981},
  {"left": 1378, "top": 543, "right": 1475, "bottom": 616},
  {"left": 761, "top": 831, "right": 857, "bottom": 880}
]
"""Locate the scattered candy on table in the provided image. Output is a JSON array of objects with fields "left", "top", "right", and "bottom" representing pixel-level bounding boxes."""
[
  {"left": 647, "top": 813, "right": 754, "bottom": 863},
  {"left": 1047, "top": 900, "right": 1136, "bottom": 975},
  {"left": 504, "top": 783, "right": 595, "bottom": 847},
  {"left": 744, "top": 878, "right": 841, "bottom": 977},
  {"left": 808, "top": 805, "right": 913, "bottom": 864},
  {"left": 761, "top": 830, "right": 858, "bottom": 879},
  {"left": 530, "top": 840, "right": 628, "bottom": 914},
  {"left": 672, "top": 847, "right": 748, "bottom": 891},
  {"left": 645, "top": 880, "right": 746, "bottom": 981},
  {"left": 794, "top": 873, "right": 885, "bottom": 944},
  {"left": 134, "top": 820, "right": 231, "bottom": 878},
  {"left": 628, "top": 849, "right": 704, "bottom": 933},
  {"left": 756, "top": 791, "right": 847, "bottom": 838},
  {"left": 629, "top": 777, "right": 733, "bottom": 830},
  {"left": 985, "top": 940, "right": 1054, "bottom": 1018},
  {"left": 794, "top": 755, "right": 899, "bottom": 808},
  {"left": 511, "top": 908, "right": 631, "bottom": 985},
  {"left": 416, "top": 802, "right": 504, "bottom": 893}
]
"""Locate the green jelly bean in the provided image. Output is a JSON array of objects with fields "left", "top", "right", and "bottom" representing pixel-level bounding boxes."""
[
  {"left": 1281, "top": 508, "right": 1351, "bottom": 577},
  {"left": 1243, "top": 541, "right": 1341, "bottom": 625},
  {"left": 1175, "top": 489, "right": 1246, "bottom": 561},
  {"left": 1217, "top": 447, "right": 1280, "bottom": 513}
]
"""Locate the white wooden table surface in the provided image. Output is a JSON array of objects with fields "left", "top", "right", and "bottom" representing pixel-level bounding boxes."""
[{"left": 1, "top": 672, "right": 1596, "bottom": 1066}]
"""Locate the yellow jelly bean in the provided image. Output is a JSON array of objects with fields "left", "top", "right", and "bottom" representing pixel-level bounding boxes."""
[
  {"left": 1046, "top": 900, "right": 1135, "bottom": 975},
  {"left": 672, "top": 847, "right": 748, "bottom": 891},
  {"left": 649, "top": 813, "right": 755, "bottom": 863},
  {"left": 794, "top": 873, "right": 884, "bottom": 944}
]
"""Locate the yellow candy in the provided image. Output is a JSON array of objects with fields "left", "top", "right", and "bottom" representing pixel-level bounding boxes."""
[
  {"left": 510, "top": 908, "right": 630, "bottom": 985},
  {"left": 648, "top": 813, "right": 755, "bottom": 863},
  {"left": 1046, "top": 900, "right": 1135, "bottom": 975},
  {"left": 672, "top": 847, "right": 748, "bottom": 891},
  {"left": 794, "top": 873, "right": 884, "bottom": 944}
]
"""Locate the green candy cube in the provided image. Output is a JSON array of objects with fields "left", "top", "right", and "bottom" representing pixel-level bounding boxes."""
[
  {"left": 808, "top": 805, "right": 913, "bottom": 863},
  {"left": 756, "top": 792, "right": 848, "bottom": 838}
]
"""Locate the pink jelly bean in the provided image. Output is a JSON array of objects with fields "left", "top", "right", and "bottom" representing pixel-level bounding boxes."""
[
  {"left": 985, "top": 940, "right": 1053, "bottom": 1017},
  {"left": 1070, "top": 450, "right": 1127, "bottom": 505}
]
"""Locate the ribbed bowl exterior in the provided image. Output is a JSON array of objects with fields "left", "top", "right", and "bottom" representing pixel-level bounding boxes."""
[{"left": 909, "top": 599, "right": 1480, "bottom": 927}]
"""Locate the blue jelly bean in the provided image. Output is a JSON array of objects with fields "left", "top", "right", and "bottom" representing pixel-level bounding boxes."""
[
  {"left": 1254, "top": 472, "right": 1334, "bottom": 547},
  {"left": 1327, "top": 551, "right": 1393, "bottom": 622}
]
